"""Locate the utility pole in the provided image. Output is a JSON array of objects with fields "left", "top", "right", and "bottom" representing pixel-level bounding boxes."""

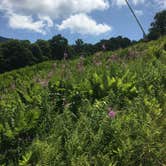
[{"left": 125, "top": 0, "right": 146, "bottom": 39}]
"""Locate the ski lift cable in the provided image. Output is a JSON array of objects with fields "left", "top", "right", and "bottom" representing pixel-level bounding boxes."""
[{"left": 125, "top": 0, "right": 146, "bottom": 38}]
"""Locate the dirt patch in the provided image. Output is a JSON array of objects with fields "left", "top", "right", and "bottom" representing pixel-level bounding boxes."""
[{"left": 36, "top": 63, "right": 56, "bottom": 87}]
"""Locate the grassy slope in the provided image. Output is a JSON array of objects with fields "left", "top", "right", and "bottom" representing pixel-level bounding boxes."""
[{"left": 0, "top": 37, "right": 166, "bottom": 165}]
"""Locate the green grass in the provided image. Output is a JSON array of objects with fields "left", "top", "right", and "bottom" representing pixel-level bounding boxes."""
[{"left": 0, "top": 37, "right": 166, "bottom": 166}]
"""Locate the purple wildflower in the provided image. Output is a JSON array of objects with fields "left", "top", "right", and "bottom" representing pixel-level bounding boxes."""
[{"left": 108, "top": 108, "right": 116, "bottom": 118}]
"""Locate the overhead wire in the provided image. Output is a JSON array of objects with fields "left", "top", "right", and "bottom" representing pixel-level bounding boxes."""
[{"left": 125, "top": 0, "right": 147, "bottom": 39}]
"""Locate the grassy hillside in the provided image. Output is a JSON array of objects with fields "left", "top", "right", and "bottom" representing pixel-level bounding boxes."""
[{"left": 0, "top": 37, "right": 166, "bottom": 165}]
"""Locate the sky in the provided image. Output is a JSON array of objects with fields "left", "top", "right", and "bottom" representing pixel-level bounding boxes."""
[{"left": 0, "top": 0, "right": 165, "bottom": 44}]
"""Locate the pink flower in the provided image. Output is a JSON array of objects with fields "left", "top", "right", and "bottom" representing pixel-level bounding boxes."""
[
  {"left": 64, "top": 52, "right": 68, "bottom": 60},
  {"left": 102, "top": 44, "right": 106, "bottom": 51},
  {"left": 108, "top": 108, "right": 116, "bottom": 118}
]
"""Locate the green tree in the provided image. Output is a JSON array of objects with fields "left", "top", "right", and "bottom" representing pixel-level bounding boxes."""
[
  {"left": 1, "top": 40, "right": 34, "bottom": 71},
  {"left": 67, "top": 45, "right": 76, "bottom": 59},
  {"left": 75, "top": 39, "right": 84, "bottom": 53},
  {"left": 30, "top": 43, "right": 44, "bottom": 62},
  {"left": 36, "top": 39, "right": 51, "bottom": 59},
  {"left": 95, "top": 36, "right": 131, "bottom": 52},
  {"left": 49, "top": 34, "right": 68, "bottom": 59},
  {"left": 148, "top": 10, "right": 166, "bottom": 40},
  {"left": 22, "top": 40, "right": 31, "bottom": 49},
  {"left": 0, "top": 44, "right": 4, "bottom": 73}
]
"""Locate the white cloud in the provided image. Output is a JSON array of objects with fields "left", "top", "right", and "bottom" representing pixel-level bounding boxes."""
[
  {"left": 112, "top": 0, "right": 145, "bottom": 6},
  {"left": 0, "top": 0, "right": 110, "bottom": 34},
  {"left": 38, "top": 15, "right": 54, "bottom": 28},
  {"left": 57, "top": 13, "right": 111, "bottom": 35},
  {"left": 7, "top": 12, "right": 53, "bottom": 34},
  {"left": 112, "top": 0, "right": 126, "bottom": 6},
  {"left": 134, "top": 9, "right": 143, "bottom": 16},
  {"left": 0, "top": 0, "right": 109, "bottom": 19},
  {"left": 0, "top": 0, "right": 165, "bottom": 35},
  {"left": 132, "top": 0, "right": 145, "bottom": 5}
]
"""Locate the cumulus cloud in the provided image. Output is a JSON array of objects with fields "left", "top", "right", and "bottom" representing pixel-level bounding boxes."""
[
  {"left": 57, "top": 13, "right": 111, "bottom": 35},
  {"left": 0, "top": 0, "right": 109, "bottom": 19},
  {"left": 0, "top": 0, "right": 110, "bottom": 35},
  {"left": 1, "top": 0, "right": 163, "bottom": 35},
  {"left": 38, "top": 15, "right": 54, "bottom": 28},
  {"left": 8, "top": 13, "right": 54, "bottom": 34}
]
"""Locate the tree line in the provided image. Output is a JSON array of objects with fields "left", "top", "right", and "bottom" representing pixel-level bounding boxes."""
[
  {"left": 0, "top": 10, "right": 166, "bottom": 73},
  {"left": 0, "top": 35, "right": 134, "bottom": 73}
]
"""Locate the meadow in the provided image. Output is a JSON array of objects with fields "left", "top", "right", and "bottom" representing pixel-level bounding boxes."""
[{"left": 0, "top": 37, "right": 166, "bottom": 166}]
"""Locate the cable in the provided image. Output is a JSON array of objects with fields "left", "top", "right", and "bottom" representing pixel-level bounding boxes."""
[{"left": 125, "top": 0, "right": 146, "bottom": 39}]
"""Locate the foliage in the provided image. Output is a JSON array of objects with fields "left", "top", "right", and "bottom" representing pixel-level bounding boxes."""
[
  {"left": 0, "top": 40, "right": 34, "bottom": 72},
  {"left": 0, "top": 37, "right": 165, "bottom": 165},
  {"left": 148, "top": 10, "right": 166, "bottom": 40},
  {"left": 0, "top": 35, "right": 133, "bottom": 74},
  {"left": 49, "top": 34, "right": 69, "bottom": 60}
]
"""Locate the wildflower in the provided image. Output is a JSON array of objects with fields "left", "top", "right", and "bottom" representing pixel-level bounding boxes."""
[
  {"left": 102, "top": 44, "right": 106, "bottom": 51},
  {"left": 108, "top": 108, "right": 116, "bottom": 118},
  {"left": 64, "top": 52, "right": 68, "bottom": 60}
]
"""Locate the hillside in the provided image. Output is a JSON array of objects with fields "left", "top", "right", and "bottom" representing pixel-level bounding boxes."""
[
  {"left": 0, "top": 36, "right": 9, "bottom": 42},
  {"left": 0, "top": 37, "right": 166, "bottom": 165}
]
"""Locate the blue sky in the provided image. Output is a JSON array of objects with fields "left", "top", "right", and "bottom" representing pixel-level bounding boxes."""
[{"left": 0, "top": 0, "right": 165, "bottom": 44}]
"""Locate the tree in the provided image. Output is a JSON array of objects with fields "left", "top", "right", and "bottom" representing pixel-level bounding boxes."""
[
  {"left": 0, "top": 44, "right": 4, "bottom": 73},
  {"left": 67, "top": 45, "right": 76, "bottom": 59},
  {"left": 1, "top": 40, "right": 34, "bottom": 71},
  {"left": 22, "top": 40, "right": 31, "bottom": 49},
  {"left": 36, "top": 39, "right": 51, "bottom": 59},
  {"left": 75, "top": 39, "right": 84, "bottom": 53},
  {"left": 83, "top": 43, "right": 96, "bottom": 56},
  {"left": 49, "top": 34, "right": 68, "bottom": 59},
  {"left": 95, "top": 36, "right": 132, "bottom": 52},
  {"left": 148, "top": 10, "right": 166, "bottom": 40},
  {"left": 30, "top": 43, "right": 44, "bottom": 62}
]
